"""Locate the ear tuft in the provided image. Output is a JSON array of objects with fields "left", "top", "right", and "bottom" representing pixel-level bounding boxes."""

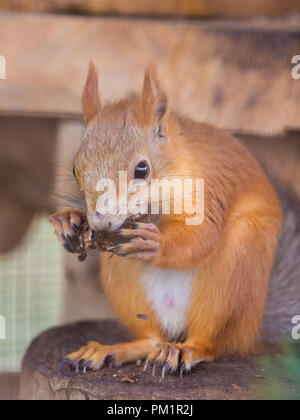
[
  {"left": 82, "top": 61, "right": 101, "bottom": 124},
  {"left": 140, "top": 64, "right": 167, "bottom": 128}
]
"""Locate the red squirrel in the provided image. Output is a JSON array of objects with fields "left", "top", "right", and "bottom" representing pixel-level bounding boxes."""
[{"left": 49, "top": 63, "right": 284, "bottom": 378}]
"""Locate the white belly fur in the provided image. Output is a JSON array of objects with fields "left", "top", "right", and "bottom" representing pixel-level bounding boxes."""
[{"left": 140, "top": 268, "right": 194, "bottom": 340}]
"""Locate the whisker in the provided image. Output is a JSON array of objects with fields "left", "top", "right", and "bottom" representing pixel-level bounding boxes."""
[
  {"left": 47, "top": 161, "right": 73, "bottom": 171},
  {"left": 45, "top": 189, "right": 86, "bottom": 211}
]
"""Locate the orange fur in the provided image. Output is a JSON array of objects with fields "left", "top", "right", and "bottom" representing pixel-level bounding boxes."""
[
  {"left": 53, "top": 64, "right": 283, "bottom": 374},
  {"left": 99, "top": 125, "right": 282, "bottom": 359},
  {"left": 82, "top": 62, "right": 101, "bottom": 125}
]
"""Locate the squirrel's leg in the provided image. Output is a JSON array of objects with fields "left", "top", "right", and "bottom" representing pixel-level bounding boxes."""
[
  {"left": 142, "top": 211, "right": 280, "bottom": 378},
  {"left": 178, "top": 214, "right": 280, "bottom": 376},
  {"left": 59, "top": 253, "right": 163, "bottom": 373},
  {"left": 60, "top": 338, "right": 158, "bottom": 373},
  {"left": 48, "top": 209, "right": 86, "bottom": 253}
]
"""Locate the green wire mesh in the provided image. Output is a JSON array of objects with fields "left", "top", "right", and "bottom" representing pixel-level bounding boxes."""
[{"left": 0, "top": 216, "right": 63, "bottom": 372}]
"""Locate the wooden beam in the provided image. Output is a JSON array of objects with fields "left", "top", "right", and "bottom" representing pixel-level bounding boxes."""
[
  {"left": 1, "top": 0, "right": 300, "bottom": 18},
  {"left": 0, "top": 12, "right": 300, "bottom": 134}
]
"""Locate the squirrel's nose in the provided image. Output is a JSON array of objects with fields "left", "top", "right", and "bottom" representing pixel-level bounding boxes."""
[
  {"left": 88, "top": 211, "right": 112, "bottom": 232},
  {"left": 95, "top": 212, "right": 112, "bottom": 230}
]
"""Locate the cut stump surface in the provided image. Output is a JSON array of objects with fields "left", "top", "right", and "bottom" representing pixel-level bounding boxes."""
[{"left": 20, "top": 320, "right": 298, "bottom": 400}]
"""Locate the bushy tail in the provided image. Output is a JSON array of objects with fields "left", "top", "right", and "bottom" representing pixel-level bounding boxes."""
[{"left": 263, "top": 183, "right": 300, "bottom": 344}]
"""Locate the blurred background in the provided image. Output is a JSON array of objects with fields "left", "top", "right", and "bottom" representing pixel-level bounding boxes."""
[{"left": 0, "top": 0, "right": 300, "bottom": 400}]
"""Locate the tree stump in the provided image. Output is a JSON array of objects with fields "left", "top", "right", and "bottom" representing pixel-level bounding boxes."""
[{"left": 20, "top": 320, "right": 299, "bottom": 400}]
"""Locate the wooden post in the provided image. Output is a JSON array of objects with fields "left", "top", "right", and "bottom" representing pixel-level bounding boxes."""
[{"left": 19, "top": 320, "right": 290, "bottom": 400}]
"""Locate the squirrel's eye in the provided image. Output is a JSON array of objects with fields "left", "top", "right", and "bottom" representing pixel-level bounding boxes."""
[
  {"left": 72, "top": 166, "right": 76, "bottom": 177},
  {"left": 134, "top": 161, "right": 150, "bottom": 180}
]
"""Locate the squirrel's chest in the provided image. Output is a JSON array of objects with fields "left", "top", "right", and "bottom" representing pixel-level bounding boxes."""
[{"left": 140, "top": 268, "right": 194, "bottom": 341}]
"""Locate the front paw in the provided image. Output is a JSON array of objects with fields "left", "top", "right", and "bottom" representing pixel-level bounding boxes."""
[
  {"left": 48, "top": 209, "right": 87, "bottom": 254},
  {"left": 118, "top": 222, "right": 161, "bottom": 261}
]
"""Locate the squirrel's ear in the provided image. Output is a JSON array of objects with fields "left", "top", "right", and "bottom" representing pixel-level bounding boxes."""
[
  {"left": 82, "top": 61, "right": 101, "bottom": 124},
  {"left": 140, "top": 64, "right": 167, "bottom": 130}
]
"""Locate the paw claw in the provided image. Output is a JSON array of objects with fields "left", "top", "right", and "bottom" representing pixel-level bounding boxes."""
[
  {"left": 61, "top": 233, "right": 76, "bottom": 253},
  {"left": 71, "top": 223, "right": 80, "bottom": 233},
  {"left": 161, "top": 362, "right": 169, "bottom": 379},
  {"left": 83, "top": 361, "right": 92, "bottom": 373},
  {"left": 142, "top": 342, "right": 203, "bottom": 379},
  {"left": 143, "top": 358, "right": 150, "bottom": 372},
  {"left": 63, "top": 233, "right": 74, "bottom": 248},
  {"left": 61, "top": 341, "right": 134, "bottom": 374},
  {"left": 75, "top": 360, "right": 83, "bottom": 373},
  {"left": 152, "top": 362, "right": 158, "bottom": 376},
  {"left": 106, "top": 245, "right": 120, "bottom": 251},
  {"left": 180, "top": 362, "right": 186, "bottom": 380},
  {"left": 63, "top": 242, "right": 76, "bottom": 253},
  {"left": 58, "top": 358, "right": 70, "bottom": 373}
]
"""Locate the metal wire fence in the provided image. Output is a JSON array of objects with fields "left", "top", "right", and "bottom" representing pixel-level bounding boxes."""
[{"left": 0, "top": 215, "right": 63, "bottom": 371}]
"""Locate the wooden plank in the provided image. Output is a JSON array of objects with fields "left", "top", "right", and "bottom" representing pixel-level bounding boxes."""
[
  {"left": 0, "top": 373, "right": 19, "bottom": 400},
  {"left": 0, "top": 116, "right": 57, "bottom": 253},
  {"left": 240, "top": 132, "right": 300, "bottom": 199},
  {"left": 1, "top": 11, "right": 300, "bottom": 134},
  {"left": 1, "top": 0, "right": 300, "bottom": 18}
]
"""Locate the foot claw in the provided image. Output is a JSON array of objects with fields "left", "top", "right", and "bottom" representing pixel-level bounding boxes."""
[
  {"left": 142, "top": 342, "right": 205, "bottom": 379},
  {"left": 75, "top": 360, "right": 83, "bottom": 373},
  {"left": 143, "top": 358, "right": 150, "bottom": 372},
  {"left": 180, "top": 362, "right": 186, "bottom": 380},
  {"left": 83, "top": 361, "right": 91, "bottom": 373},
  {"left": 152, "top": 362, "right": 158, "bottom": 376},
  {"left": 161, "top": 362, "right": 169, "bottom": 379},
  {"left": 58, "top": 358, "right": 70, "bottom": 373},
  {"left": 61, "top": 341, "right": 135, "bottom": 374}
]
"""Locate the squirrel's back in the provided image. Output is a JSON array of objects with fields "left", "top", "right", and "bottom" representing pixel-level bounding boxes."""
[
  {"left": 263, "top": 182, "right": 300, "bottom": 344},
  {"left": 171, "top": 118, "right": 300, "bottom": 345}
]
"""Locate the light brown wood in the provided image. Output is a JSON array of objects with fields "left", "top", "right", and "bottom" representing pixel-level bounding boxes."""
[
  {"left": 0, "top": 116, "right": 57, "bottom": 253},
  {"left": 240, "top": 132, "right": 300, "bottom": 199},
  {"left": 1, "top": 0, "right": 300, "bottom": 18},
  {"left": 1, "top": 12, "right": 300, "bottom": 134},
  {"left": 0, "top": 373, "right": 19, "bottom": 400}
]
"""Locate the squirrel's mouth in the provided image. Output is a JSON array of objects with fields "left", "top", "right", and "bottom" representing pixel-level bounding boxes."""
[{"left": 87, "top": 212, "right": 128, "bottom": 233}]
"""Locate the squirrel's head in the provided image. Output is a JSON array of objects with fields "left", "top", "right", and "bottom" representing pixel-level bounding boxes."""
[{"left": 74, "top": 63, "right": 174, "bottom": 232}]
